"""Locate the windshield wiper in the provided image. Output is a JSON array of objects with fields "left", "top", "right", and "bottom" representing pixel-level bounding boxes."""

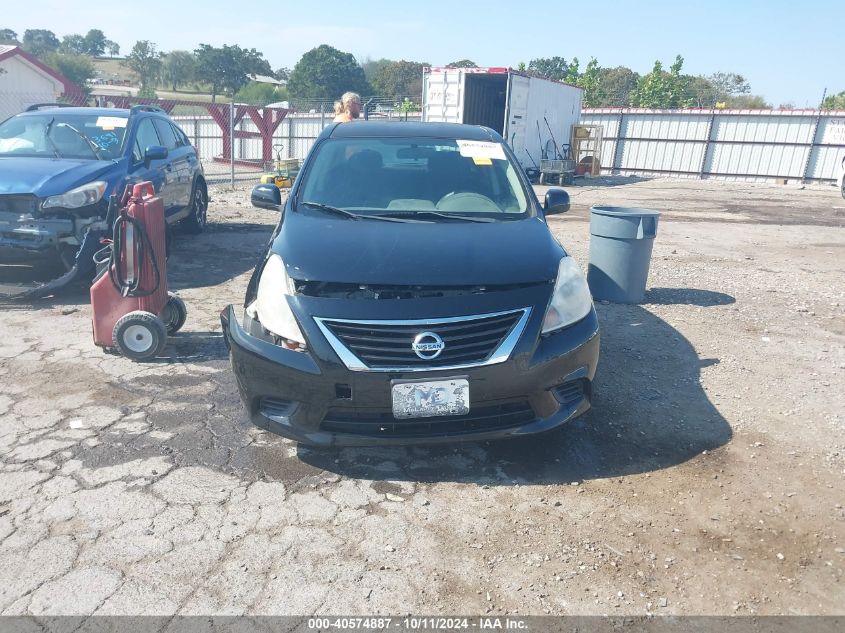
[
  {"left": 56, "top": 122, "right": 104, "bottom": 159},
  {"left": 298, "top": 201, "right": 360, "bottom": 219},
  {"left": 43, "top": 117, "right": 62, "bottom": 158},
  {"left": 298, "top": 201, "right": 427, "bottom": 223},
  {"left": 380, "top": 210, "right": 496, "bottom": 223}
]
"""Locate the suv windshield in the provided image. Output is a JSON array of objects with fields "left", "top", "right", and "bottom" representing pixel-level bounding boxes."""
[
  {"left": 298, "top": 137, "right": 530, "bottom": 217},
  {"left": 0, "top": 112, "right": 128, "bottom": 160}
]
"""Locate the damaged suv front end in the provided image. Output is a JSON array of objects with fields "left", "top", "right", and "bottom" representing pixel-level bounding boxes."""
[
  {"left": 0, "top": 108, "right": 128, "bottom": 272},
  {"left": 222, "top": 122, "right": 600, "bottom": 447},
  {"left": 0, "top": 171, "right": 111, "bottom": 268}
]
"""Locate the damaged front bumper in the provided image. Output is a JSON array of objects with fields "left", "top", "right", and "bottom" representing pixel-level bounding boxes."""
[
  {"left": 1, "top": 199, "right": 110, "bottom": 299},
  {"left": 0, "top": 195, "right": 108, "bottom": 255},
  {"left": 0, "top": 212, "right": 76, "bottom": 253}
]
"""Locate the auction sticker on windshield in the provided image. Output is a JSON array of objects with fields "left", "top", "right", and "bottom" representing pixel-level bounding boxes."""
[
  {"left": 456, "top": 139, "right": 506, "bottom": 161},
  {"left": 95, "top": 116, "right": 128, "bottom": 131}
]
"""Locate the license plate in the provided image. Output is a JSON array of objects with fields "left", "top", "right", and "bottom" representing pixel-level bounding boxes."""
[{"left": 391, "top": 378, "right": 470, "bottom": 419}]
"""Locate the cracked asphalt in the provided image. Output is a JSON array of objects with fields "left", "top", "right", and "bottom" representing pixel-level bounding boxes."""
[{"left": 0, "top": 178, "right": 843, "bottom": 616}]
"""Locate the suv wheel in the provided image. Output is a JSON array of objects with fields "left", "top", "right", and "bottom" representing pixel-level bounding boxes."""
[{"left": 180, "top": 181, "right": 208, "bottom": 234}]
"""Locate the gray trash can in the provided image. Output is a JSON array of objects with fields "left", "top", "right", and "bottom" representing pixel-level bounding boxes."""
[{"left": 587, "top": 206, "right": 661, "bottom": 303}]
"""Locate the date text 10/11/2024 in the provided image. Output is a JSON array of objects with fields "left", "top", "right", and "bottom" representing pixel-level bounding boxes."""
[{"left": 307, "top": 617, "right": 530, "bottom": 630}]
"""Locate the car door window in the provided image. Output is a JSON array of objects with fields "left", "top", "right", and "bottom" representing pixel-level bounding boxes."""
[
  {"left": 152, "top": 119, "right": 179, "bottom": 151},
  {"left": 171, "top": 123, "right": 190, "bottom": 148},
  {"left": 133, "top": 119, "right": 161, "bottom": 162}
]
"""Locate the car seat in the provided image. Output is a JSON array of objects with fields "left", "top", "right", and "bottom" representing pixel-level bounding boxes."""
[
  {"left": 329, "top": 149, "right": 386, "bottom": 208},
  {"left": 427, "top": 151, "right": 467, "bottom": 203}
]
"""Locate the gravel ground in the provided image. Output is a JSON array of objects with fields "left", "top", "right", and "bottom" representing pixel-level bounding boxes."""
[{"left": 0, "top": 177, "right": 843, "bottom": 616}]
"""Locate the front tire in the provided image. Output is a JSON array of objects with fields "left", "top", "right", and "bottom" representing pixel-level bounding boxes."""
[
  {"left": 113, "top": 311, "right": 167, "bottom": 361},
  {"left": 180, "top": 180, "right": 208, "bottom": 234}
]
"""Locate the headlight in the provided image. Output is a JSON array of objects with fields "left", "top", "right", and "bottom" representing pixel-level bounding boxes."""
[
  {"left": 541, "top": 257, "right": 593, "bottom": 334},
  {"left": 42, "top": 181, "right": 107, "bottom": 209},
  {"left": 250, "top": 254, "right": 306, "bottom": 349}
]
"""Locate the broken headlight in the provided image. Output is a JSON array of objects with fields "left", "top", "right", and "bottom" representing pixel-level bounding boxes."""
[{"left": 43, "top": 181, "right": 107, "bottom": 209}]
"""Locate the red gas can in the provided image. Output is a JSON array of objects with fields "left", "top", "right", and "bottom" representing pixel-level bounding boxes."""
[{"left": 90, "top": 182, "right": 187, "bottom": 360}]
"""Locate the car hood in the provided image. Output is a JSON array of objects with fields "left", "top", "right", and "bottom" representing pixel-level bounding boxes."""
[
  {"left": 274, "top": 211, "right": 564, "bottom": 286},
  {"left": 0, "top": 157, "right": 115, "bottom": 197}
]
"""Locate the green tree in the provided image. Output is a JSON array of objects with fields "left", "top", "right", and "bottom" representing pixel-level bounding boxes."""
[
  {"left": 274, "top": 66, "right": 291, "bottom": 82},
  {"left": 286, "top": 44, "right": 370, "bottom": 100},
  {"left": 688, "top": 72, "right": 751, "bottom": 107},
  {"left": 596, "top": 66, "right": 639, "bottom": 106},
  {"left": 563, "top": 57, "right": 580, "bottom": 85},
  {"left": 687, "top": 75, "right": 718, "bottom": 107},
  {"left": 369, "top": 60, "right": 427, "bottom": 99},
  {"left": 44, "top": 52, "right": 95, "bottom": 95},
  {"left": 527, "top": 56, "right": 570, "bottom": 82},
  {"left": 60, "top": 34, "right": 88, "bottom": 55},
  {"left": 22, "top": 29, "right": 60, "bottom": 57},
  {"left": 104, "top": 40, "right": 120, "bottom": 57},
  {"left": 162, "top": 50, "right": 196, "bottom": 91},
  {"left": 194, "top": 44, "right": 273, "bottom": 102},
  {"left": 0, "top": 28, "right": 19, "bottom": 45},
  {"left": 83, "top": 29, "right": 107, "bottom": 56},
  {"left": 127, "top": 40, "right": 162, "bottom": 93},
  {"left": 576, "top": 57, "right": 603, "bottom": 106},
  {"left": 361, "top": 57, "right": 390, "bottom": 83},
  {"left": 726, "top": 94, "right": 771, "bottom": 109},
  {"left": 446, "top": 59, "right": 477, "bottom": 68},
  {"left": 708, "top": 72, "right": 750, "bottom": 99},
  {"left": 234, "top": 81, "right": 288, "bottom": 105},
  {"left": 396, "top": 97, "right": 420, "bottom": 113},
  {"left": 822, "top": 90, "right": 845, "bottom": 109},
  {"left": 630, "top": 55, "right": 694, "bottom": 108}
]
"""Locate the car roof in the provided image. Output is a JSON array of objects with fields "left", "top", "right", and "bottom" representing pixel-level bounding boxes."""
[
  {"left": 17, "top": 107, "right": 131, "bottom": 118},
  {"left": 328, "top": 121, "right": 497, "bottom": 140}
]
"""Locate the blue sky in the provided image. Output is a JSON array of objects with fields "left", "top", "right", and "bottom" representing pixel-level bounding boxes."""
[{"left": 6, "top": 0, "right": 839, "bottom": 106}]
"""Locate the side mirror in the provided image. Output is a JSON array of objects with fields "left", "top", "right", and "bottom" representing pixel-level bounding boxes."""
[
  {"left": 544, "top": 188, "right": 570, "bottom": 215},
  {"left": 251, "top": 184, "right": 282, "bottom": 211},
  {"left": 144, "top": 145, "right": 168, "bottom": 167}
]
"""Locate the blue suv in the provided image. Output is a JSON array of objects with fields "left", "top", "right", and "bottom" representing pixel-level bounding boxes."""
[{"left": 0, "top": 104, "right": 207, "bottom": 273}]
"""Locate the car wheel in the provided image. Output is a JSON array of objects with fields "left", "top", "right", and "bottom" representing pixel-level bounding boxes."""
[
  {"left": 112, "top": 311, "right": 168, "bottom": 361},
  {"left": 180, "top": 181, "right": 208, "bottom": 234},
  {"left": 841, "top": 178, "right": 845, "bottom": 200},
  {"left": 161, "top": 292, "right": 188, "bottom": 335}
]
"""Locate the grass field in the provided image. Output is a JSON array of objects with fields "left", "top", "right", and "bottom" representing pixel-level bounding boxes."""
[{"left": 92, "top": 58, "right": 229, "bottom": 103}]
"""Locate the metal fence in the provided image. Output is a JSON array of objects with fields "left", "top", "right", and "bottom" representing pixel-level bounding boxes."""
[
  {"left": 173, "top": 106, "right": 421, "bottom": 185},
  {"left": 579, "top": 108, "right": 845, "bottom": 183},
  {"left": 8, "top": 89, "right": 844, "bottom": 185}
]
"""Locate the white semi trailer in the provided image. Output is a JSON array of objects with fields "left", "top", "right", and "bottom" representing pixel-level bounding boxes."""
[{"left": 421, "top": 66, "right": 583, "bottom": 170}]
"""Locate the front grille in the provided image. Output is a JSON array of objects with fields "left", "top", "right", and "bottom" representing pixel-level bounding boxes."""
[
  {"left": 0, "top": 195, "right": 38, "bottom": 217},
  {"left": 316, "top": 309, "right": 528, "bottom": 370},
  {"left": 321, "top": 401, "right": 535, "bottom": 438}
]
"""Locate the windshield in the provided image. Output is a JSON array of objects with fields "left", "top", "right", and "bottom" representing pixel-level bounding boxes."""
[
  {"left": 298, "top": 137, "right": 530, "bottom": 217},
  {"left": 0, "top": 112, "right": 128, "bottom": 160}
]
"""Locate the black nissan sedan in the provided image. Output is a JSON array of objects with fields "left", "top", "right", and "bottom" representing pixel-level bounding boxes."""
[{"left": 221, "top": 122, "right": 599, "bottom": 446}]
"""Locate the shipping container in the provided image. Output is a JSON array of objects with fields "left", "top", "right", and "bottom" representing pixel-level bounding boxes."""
[{"left": 422, "top": 67, "right": 583, "bottom": 169}]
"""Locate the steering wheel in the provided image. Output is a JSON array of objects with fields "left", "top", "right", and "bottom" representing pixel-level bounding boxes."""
[{"left": 436, "top": 192, "right": 500, "bottom": 212}]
